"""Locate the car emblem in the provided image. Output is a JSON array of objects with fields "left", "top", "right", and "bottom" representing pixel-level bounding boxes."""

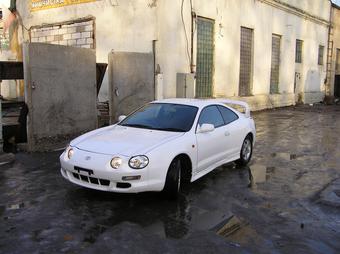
[{"left": 85, "top": 156, "right": 91, "bottom": 161}]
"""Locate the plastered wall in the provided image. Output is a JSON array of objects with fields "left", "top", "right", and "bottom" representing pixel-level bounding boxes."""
[{"left": 15, "top": 0, "right": 331, "bottom": 108}]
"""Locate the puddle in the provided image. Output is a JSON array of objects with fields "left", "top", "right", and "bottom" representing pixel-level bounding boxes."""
[
  {"left": 214, "top": 215, "right": 264, "bottom": 246},
  {"left": 271, "top": 153, "right": 297, "bottom": 160},
  {"left": 7, "top": 203, "right": 25, "bottom": 211},
  {"left": 193, "top": 210, "right": 231, "bottom": 231},
  {"left": 5, "top": 200, "right": 38, "bottom": 211},
  {"left": 319, "top": 178, "right": 340, "bottom": 207},
  {"left": 0, "top": 205, "right": 5, "bottom": 216},
  {"left": 248, "top": 165, "right": 275, "bottom": 188},
  {"left": 249, "top": 165, "right": 266, "bottom": 185},
  {"left": 215, "top": 215, "right": 248, "bottom": 237}
]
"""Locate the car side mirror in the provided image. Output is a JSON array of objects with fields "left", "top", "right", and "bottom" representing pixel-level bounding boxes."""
[
  {"left": 198, "top": 123, "right": 215, "bottom": 133},
  {"left": 118, "top": 115, "right": 127, "bottom": 122}
]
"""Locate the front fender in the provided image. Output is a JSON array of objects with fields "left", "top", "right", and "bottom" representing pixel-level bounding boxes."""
[{"left": 146, "top": 133, "right": 197, "bottom": 188}]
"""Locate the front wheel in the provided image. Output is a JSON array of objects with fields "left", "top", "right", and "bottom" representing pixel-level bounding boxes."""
[
  {"left": 163, "top": 158, "right": 181, "bottom": 199},
  {"left": 236, "top": 135, "right": 253, "bottom": 166}
]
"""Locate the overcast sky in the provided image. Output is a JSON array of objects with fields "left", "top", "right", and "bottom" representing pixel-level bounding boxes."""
[
  {"left": 333, "top": 0, "right": 340, "bottom": 5},
  {"left": 0, "top": 0, "right": 9, "bottom": 6}
]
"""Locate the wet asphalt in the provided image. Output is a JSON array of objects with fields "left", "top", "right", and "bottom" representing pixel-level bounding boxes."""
[{"left": 0, "top": 105, "right": 339, "bottom": 254}]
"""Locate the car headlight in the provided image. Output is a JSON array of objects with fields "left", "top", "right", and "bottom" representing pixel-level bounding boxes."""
[
  {"left": 129, "top": 156, "right": 149, "bottom": 169},
  {"left": 67, "top": 146, "right": 74, "bottom": 159},
  {"left": 110, "top": 157, "right": 122, "bottom": 169}
]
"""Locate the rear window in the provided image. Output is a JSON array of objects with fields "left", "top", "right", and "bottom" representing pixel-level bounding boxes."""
[{"left": 218, "top": 106, "right": 239, "bottom": 125}]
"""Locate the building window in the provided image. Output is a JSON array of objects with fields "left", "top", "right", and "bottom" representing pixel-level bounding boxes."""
[
  {"left": 318, "top": 45, "right": 324, "bottom": 65},
  {"left": 239, "top": 27, "right": 254, "bottom": 97},
  {"left": 270, "top": 34, "right": 281, "bottom": 94},
  {"left": 196, "top": 17, "right": 215, "bottom": 98},
  {"left": 295, "top": 39, "right": 303, "bottom": 63},
  {"left": 336, "top": 49, "right": 340, "bottom": 72}
]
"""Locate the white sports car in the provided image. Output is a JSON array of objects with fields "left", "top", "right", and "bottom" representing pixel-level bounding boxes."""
[{"left": 60, "top": 99, "right": 256, "bottom": 197}]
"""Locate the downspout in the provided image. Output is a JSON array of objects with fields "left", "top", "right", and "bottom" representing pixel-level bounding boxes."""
[
  {"left": 152, "top": 40, "right": 157, "bottom": 100},
  {"left": 326, "top": 4, "right": 333, "bottom": 97},
  {"left": 190, "top": 11, "right": 194, "bottom": 73}
]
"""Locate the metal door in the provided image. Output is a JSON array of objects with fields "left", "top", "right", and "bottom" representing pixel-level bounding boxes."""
[
  {"left": 335, "top": 49, "right": 340, "bottom": 97},
  {"left": 294, "top": 72, "right": 302, "bottom": 102},
  {"left": 270, "top": 35, "right": 281, "bottom": 94},
  {"left": 23, "top": 43, "right": 97, "bottom": 151},
  {"left": 108, "top": 52, "right": 155, "bottom": 123},
  {"left": 239, "top": 27, "right": 253, "bottom": 96},
  {"left": 335, "top": 75, "right": 340, "bottom": 98},
  {"left": 196, "top": 17, "right": 214, "bottom": 98}
]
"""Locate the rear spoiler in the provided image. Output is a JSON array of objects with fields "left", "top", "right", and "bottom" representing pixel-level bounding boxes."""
[{"left": 214, "top": 99, "right": 251, "bottom": 118}]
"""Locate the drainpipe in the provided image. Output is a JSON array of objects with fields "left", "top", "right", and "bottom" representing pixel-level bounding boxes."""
[
  {"left": 326, "top": 5, "right": 333, "bottom": 97},
  {"left": 152, "top": 40, "right": 157, "bottom": 100},
  {"left": 190, "top": 7, "right": 195, "bottom": 74},
  {"left": 9, "top": 0, "right": 16, "bottom": 12}
]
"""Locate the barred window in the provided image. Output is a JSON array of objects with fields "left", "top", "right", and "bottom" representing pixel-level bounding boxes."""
[
  {"left": 239, "top": 27, "right": 254, "bottom": 97},
  {"left": 336, "top": 49, "right": 340, "bottom": 72},
  {"left": 318, "top": 45, "right": 324, "bottom": 65},
  {"left": 295, "top": 40, "right": 303, "bottom": 63}
]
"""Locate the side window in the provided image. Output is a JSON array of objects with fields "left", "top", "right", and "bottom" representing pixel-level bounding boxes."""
[
  {"left": 218, "top": 106, "right": 239, "bottom": 125},
  {"left": 198, "top": 106, "right": 224, "bottom": 128}
]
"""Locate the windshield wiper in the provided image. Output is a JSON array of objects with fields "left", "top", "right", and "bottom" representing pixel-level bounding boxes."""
[
  {"left": 121, "top": 124, "right": 154, "bottom": 129},
  {"left": 154, "top": 127, "right": 186, "bottom": 132}
]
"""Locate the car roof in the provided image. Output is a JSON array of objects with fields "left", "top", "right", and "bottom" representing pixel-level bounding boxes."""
[{"left": 152, "top": 98, "right": 226, "bottom": 108}]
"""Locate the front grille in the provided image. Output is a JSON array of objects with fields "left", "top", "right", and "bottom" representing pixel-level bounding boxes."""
[
  {"left": 116, "top": 182, "right": 131, "bottom": 189},
  {"left": 72, "top": 173, "right": 110, "bottom": 186}
]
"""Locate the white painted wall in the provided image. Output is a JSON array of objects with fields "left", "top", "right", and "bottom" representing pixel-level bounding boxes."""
[
  {"left": 16, "top": 0, "right": 157, "bottom": 101},
  {"left": 330, "top": 5, "right": 340, "bottom": 96},
  {"left": 14, "top": 0, "right": 331, "bottom": 108},
  {"left": 158, "top": 0, "right": 329, "bottom": 104},
  {"left": 1, "top": 4, "right": 18, "bottom": 99}
]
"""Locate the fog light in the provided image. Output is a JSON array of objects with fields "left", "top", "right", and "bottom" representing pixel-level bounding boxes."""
[{"left": 122, "top": 175, "right": 141, "bottom": 181}]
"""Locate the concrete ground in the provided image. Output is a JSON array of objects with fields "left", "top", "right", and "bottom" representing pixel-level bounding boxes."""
[{"left": 0, "top": 105, "right": 339, "bottom": 254}]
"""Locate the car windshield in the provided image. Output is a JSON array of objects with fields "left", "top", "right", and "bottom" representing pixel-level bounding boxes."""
[{"left": 119, "top": 103, "right": 198, "bottom": 132}]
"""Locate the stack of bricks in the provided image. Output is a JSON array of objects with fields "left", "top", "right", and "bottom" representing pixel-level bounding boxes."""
[{"left": 30, "top": 19, "right": 95, "bottom": 49}]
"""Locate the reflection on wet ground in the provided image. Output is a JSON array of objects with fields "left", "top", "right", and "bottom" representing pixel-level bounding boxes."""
[{"left": 0, "top": 105, "right": 339, "bottom": 253}]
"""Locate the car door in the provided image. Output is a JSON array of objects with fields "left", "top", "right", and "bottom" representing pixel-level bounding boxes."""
[
  {"left": 195, "top": 106, "right": 226, "bottom": 173},
  {"left": 217, "top": 105, "right": 245, "bottom": 158}
]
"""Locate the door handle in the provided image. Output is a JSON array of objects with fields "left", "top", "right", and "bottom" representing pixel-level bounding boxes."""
[
  {"left": 225, "top": 131, "right": 230, "bottom": 136},
  {"left": 115, "top": 88, "right": 119, "bottom": 97}
]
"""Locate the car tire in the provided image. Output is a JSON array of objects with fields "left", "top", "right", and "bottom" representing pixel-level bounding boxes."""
[
  {"left": 236, "top": 135, "right": 253, "bottom": 166},
  {"left": 163, "top": 158, "right": 181, "bottom": 199}
]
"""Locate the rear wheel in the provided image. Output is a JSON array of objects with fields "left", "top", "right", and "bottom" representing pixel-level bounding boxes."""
[
  {"left": 236, "top": 135, "right": 253, "bottom": 166},
  {"left": 163, "top": 158, "right": 181, "bottom": 199}
]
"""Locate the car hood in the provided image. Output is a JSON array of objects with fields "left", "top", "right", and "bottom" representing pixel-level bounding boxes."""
[{"left": 73, "top": 125, "right": 184, "bottom": 156}]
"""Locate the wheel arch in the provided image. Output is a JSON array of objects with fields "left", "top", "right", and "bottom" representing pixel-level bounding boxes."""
[
  {"left": 172, "top": 153, "right": 193, "bottom": 183},
  {"left": 247, "top": 132, "right": 254, "bottom": 143}
]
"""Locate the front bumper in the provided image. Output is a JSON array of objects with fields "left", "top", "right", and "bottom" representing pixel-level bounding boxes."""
[{"left": 60, "top": 147, "right": 164, "bottom": 193}]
